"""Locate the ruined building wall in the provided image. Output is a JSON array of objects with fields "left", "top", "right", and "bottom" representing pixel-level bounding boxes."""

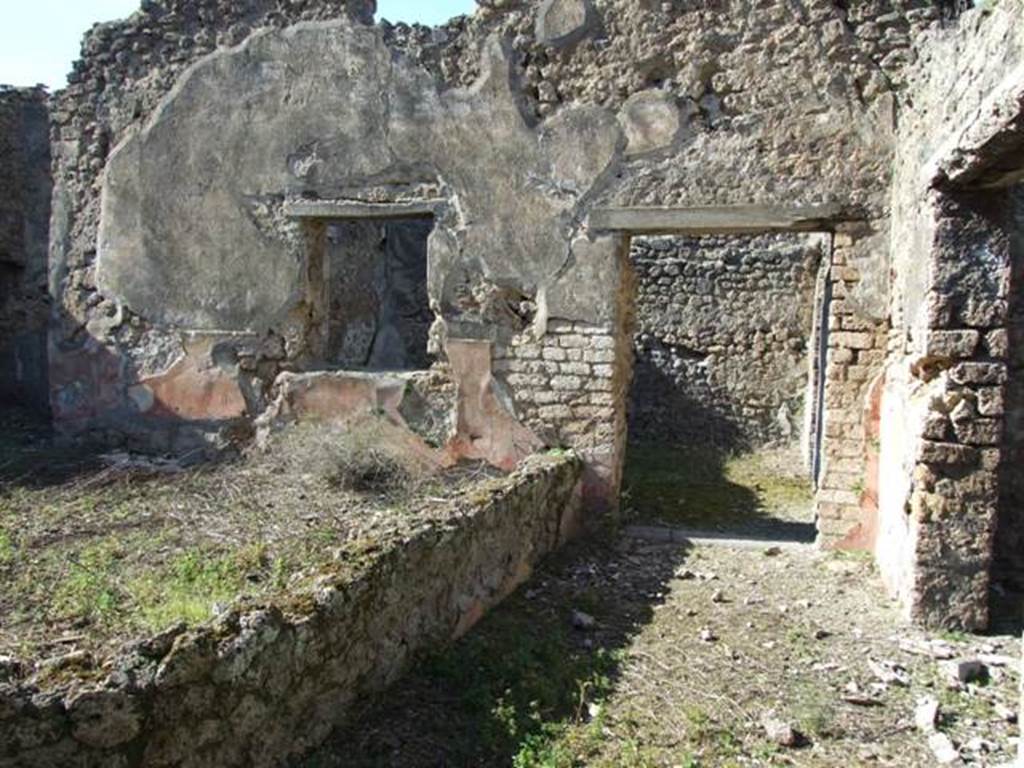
[
  {"left": 397, "top": 0, "right": 936, "bottom": 215},
  {"left": 0, "top": 87, "right": 51, "bottom": 413},
  {"left": 45, "top": 0, "right": 936, "bottom": 522},
  {"left": 879, "top": 0, "right": 1024, "bottom": 629},
  {"left": 627, "top": 233, "right": 822, "bottom": 452},
  {"left": 815, "top": 224, "right": 891, "bottom": 548},
  {"left": 3, "top": 0, "right": 1010, "bottom": 632}
]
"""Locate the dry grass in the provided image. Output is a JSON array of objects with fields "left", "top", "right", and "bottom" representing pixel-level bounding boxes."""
[
  {"left": 0, "top": 414, "right": 500, "bottom": 664},
  {"left": 263, "top": 418, "right": 435, "bottom": 496}
]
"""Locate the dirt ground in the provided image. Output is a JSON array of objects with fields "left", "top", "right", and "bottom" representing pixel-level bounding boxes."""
[{"left": 303, "top": 535, "right": 1021, "bottom": 768}]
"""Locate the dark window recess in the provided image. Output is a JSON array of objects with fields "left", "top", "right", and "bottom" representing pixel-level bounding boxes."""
[{"left": 325, "top": 217, "right": 434, "bottom": 371}]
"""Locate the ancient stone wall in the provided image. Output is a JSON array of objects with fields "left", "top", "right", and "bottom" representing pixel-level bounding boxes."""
[
  {"left": 627, "top": 233, "right": 822, "bottom": 452},
  {"left": 392, "top": 0, "right": 931, "bottom": 214},
  {"left": 44, "top": 0, "right": 936, "bottom": 521},
  {"left": 0, "top": 454, "right": 582, "bottom": 768},
  {"left": 879, "top": 0, "right": 1024, "bottom": 628},
  {"left": 815, "top": 224, "right": 891, "bottom": 548},
  {"left": 0, "top": 87, "right": 51, "bottom": 412}
]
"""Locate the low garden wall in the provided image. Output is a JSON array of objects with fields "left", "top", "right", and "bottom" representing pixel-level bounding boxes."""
[{"left": 0, "top": 453, "right": 582, "bottom": 767}]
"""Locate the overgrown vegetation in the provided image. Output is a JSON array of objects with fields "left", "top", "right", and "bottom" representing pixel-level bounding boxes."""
[{"left": 0, "top": 413, "right": 496, "bottom": 660}]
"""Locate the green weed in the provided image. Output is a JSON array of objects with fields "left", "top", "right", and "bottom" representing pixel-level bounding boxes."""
[{"left": 0, "top": 528, "right": 14, "bottom": 565}]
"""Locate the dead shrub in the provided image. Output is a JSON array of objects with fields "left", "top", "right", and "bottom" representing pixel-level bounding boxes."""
[{"left": 261, "top": 418, "right": 435, "bottom": 497}]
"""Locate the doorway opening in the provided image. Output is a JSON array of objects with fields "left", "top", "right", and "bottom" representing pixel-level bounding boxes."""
[
  {"left": 622, "top": 231, "right": 828, "bottom": 542},
  {"left": 321, "top": 216, "right": 434, "bottom": 372},
  {"left": 993, "top": 183, "right": 1024, "bottom": 630}
]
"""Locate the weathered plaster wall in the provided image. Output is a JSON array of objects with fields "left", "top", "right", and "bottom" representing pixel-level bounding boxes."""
[
  {"left": 627, "top": 233, "right": 822, "bottom": 451},
  {"left": 0, "top": 87, "right": 51, "bottom": 412},
  {"left": 879, "top": 0, "right": 1024, "bottom": 629},
  {"left": 396, "top": 0, "right": 923, "bottom": 214},
  {"left": 47, "top": 0, "right": 375, "bottom": 440},
  {"left": 0, "top": 454, "right": 582, "bottom": 768}
]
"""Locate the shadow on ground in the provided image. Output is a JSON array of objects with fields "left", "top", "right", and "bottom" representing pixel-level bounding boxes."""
[
  {"left": 621, "top": 442, "right": 816, "bottom": 544},
  {"left": 989, "top": 584, "right": 1024, "bottom": 636},
  {"left": 297, "top": 536, "right": 695, "bottom": 768},
  {"left": 0, "top": 407, "right": 109, "bottom": 488}
]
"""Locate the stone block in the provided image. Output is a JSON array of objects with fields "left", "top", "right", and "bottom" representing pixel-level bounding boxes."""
[
  {"left": 922, "top": 413, "right": 951, "bottom": 440},
  {"left": 918, "top": 441, "right": 979, "bottom": 467},
  {"left": 539, "top": 404, "right": 573, "bottom": 419},
  {"left": 953, "top": 419, "right": 1002, "bottom": 446},
  {"left": 958, "top": 299, "right": 1007, "bottom": 328},
  {"left": 619, "top": 90, "right": 682, "bottom": 157},
  {"left": 818, "top": 516, "right": 856, "bottom": 536},
  {"left": 560, "top": 362, "right": 590, "bottom": 376},
  {"left": 984, "top": 328, "right": 1008, "bottom": 359},
  {"left": 829, "top": 347, "right": 854, "bottom": 364},
  {"left": 831, "top": 331, "right": 874, "bottom": 350},
  {"left": 817, "top": 488, "right": 861, "bottom": 505},
  {"left": 949, "top": 362, "right": 1007, "bottom": 386},
  {"left": 515, "top": 344, "right": 541, "bottom": 360},
  {"left": 847, "top": 365, "right": 872, "bottom": 383},
  {"left": 923, "top": 329, "right": 980, "bottom": 359},
  {"left": 535, "top": 0, "right": 596, "bottom": 47},
  {"left": 558, "top": 334, "right": 586, "bottom": 349},
  {"left": 976, "top": 387, "right": 1005, "bottom": 416},
  {"left": 551, "top": 375, "right": 583, "bottom": 391},
  {"left": 815, "top": 502, "right": 847, "bottom": 520},
  {"left": 583, "top": 349, "right": 615, "bottom": 364}
]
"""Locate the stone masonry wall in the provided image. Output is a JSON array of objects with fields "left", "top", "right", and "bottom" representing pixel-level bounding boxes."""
[
  {"left": 392, "top": 0, "right": 937, "bottom": 216},
  {"left": 906, "top": 193, "right": 1012, "bottom": 630},
  {"left": 627, "top": 233, "right": 822, "bottom": 452},
  {"left": 816, "top": 224, "right": 890, "bottom": 548},
  {"left": 0, "top": 87, "right": 51, "bottom": 412},
  {"left": 0, "top": 454, "right": 583, "bottom": 768},
  {"left": 878, "top": 0, "right": 1023, "bottom": 629}
]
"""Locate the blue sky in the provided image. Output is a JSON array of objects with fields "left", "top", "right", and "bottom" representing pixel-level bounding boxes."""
[{"left": 0, "top": 0, "right": 477, "bottom": 90}]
